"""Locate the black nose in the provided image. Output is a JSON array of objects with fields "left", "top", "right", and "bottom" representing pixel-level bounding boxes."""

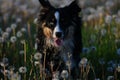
[{"left": 55, "top": 32, "right": 62, "bottom": 38}]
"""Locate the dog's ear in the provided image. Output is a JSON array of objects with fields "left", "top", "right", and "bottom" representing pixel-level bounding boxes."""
[
  {"left": 67, "top": 1, "right": 81, "bottom": 16},
  {"left": 39, "top": 0, "right": 53, "bottom": 9}
]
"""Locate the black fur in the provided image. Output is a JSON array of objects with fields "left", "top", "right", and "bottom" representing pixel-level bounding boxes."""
[{"left": 36, "top": 0, "right": 82, "bottom": 79}]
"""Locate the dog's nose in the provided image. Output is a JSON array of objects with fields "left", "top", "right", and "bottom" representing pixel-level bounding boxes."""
[{"left": 55, "top": 32, "right": 62, "bottom": 38}]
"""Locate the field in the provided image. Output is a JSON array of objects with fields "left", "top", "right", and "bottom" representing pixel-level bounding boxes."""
[{"left": 0, "top": 0, "right": 120, "bottom": 80}]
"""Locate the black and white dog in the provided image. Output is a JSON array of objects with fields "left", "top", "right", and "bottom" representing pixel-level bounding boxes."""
[{"left": 36, "top": 0, "right": 82, "bottom": 79}]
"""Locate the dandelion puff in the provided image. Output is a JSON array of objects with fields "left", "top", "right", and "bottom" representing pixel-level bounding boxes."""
[
  {"left": 116, "top": 64, "right": 120, "bottom": 72},
  {"left": 79, "top": 57, "right": 88, "bottom": 67},
  {"left": 2, "top": 32, "right": 9, "bottom": 39},
  {"left": 11, "top": 23, "right": 17, "bottom": 29},
  {"left": 21, "top": 28, "right": 26, "bottom": 32},
  {"left": 34, "top": 61, "right": 40, "bottom": 66},
  {"left": 16, "top": 31, "right": 22, "bottom": 38},
  {"left": 16, "top": 18, "right": 22, "bottom": 23},
  {"left": 111, "top": 27, "right": 117, "bottom": 35},
  {"left": 19, "top": 66, "right": 27, "bottom": 74},
  {"left": 101, "top": 29, "right": 107, "bottom": 36},
  {"left": 20, "top": 40, "right": 25, "bottom": 44},
  {"left": 10, "top": 36, "right": 17, "bottom": 43},
  {"left": 34, "top": 52, "right": 42, "bottom": 60},
  {"left": 6, "top": 27, "right": 12, "bottom": 33},
  {"left": 105, "top": 15, "right": 112, "bottom": 24},
  {"left": 0, "top": 37, "right": 4, "bottom": 43},
  {"left": 61, "top": 70, "right": 69, "bottom": 79}
]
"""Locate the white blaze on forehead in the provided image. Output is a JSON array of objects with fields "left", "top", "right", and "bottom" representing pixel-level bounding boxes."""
[{"left": 53, "top": 11, "right": 62, "bottom": 37}]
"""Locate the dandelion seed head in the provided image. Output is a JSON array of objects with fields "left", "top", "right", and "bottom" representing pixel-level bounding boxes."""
[
  {"left": 34, "top": 52, "right": 42, "bottom": 60},
  {"left": 16, "top": 18, "right": 22, "bottom": 23},
  {"left": 11, "top": 23, "right": 17, "bottom": 29},
  {"left": 105, "top": 15, "right": 112, "bottom": 24},
  {"left": 21, "top": 28, "right": 27, "bottom": 32},
  {"left": 19, "top": 66, "right": 27, "bottom": 73},
  {"left": 101, "top": 28, "right": 107, "bottom": 36},
  {"left": 16, "top": 31, "right": 22, "bottom": 38},
  {"left": 0, "top": 37, "right": 4, "bottom": 43},
  {"left": 79, "top": 57, "right": 88, "bottom": 67},
  {"left": 34, "top": 61, "right": 40, "bottom": 66},
  {"left": 116, "top": 64, "right": 120, "bottom": 72},
  {"left": 61, "top": 70, "right": 68, "bottom": 79},
  {"left": 2, "top": 32, "right": 9, "bottom": 39},
  {"left": 10, "top": 36, "right": 17, "bottom": 43},
  {"left": 6, "top": 27, "right": 12, "bottom": 33}
]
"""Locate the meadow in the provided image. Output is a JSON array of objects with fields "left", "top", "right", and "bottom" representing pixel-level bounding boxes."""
[{"left": 0, "top": 0, "right": 120, "bottom": 80}]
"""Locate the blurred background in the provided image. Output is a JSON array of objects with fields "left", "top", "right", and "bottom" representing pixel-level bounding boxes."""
[{"left": 0, "top": 0, "right": 120, "bottom": 80}]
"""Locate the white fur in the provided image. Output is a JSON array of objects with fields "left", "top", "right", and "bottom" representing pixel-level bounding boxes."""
[{"left": 53, "top": 11, "right": 63, "bottom": 38}]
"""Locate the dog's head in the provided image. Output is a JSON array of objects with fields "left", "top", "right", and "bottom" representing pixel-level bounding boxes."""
[{"left": 38, "top": 0, "right": 81, "bottom": 47}]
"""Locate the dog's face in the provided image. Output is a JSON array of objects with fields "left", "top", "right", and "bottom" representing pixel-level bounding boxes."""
[{"left": 38, "top": 0, "right": 81, "bottom": 47}]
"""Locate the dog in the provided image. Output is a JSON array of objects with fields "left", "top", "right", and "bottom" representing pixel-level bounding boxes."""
[{"left": 36, "top": 0, "right": 82, "bottom": 79}]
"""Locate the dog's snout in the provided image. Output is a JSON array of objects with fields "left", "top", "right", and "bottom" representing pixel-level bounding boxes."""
[{"left": 55, "top": 32, "right": 62, "bottom": 38}]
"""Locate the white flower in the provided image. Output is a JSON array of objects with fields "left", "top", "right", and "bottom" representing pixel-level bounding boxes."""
[
  {"left": 105, "top": 15, "right": 112, "bottom": 24},
  {"left": 10, "top": 36, "right": 17, "bottom": 43},
  {"left": 2, "top": 32, "right": 9, "bottom": 39},
  {"left": 61, "top": 70, "right": 68, "bottom": 79},
  {"left": 19, "top": 66, "right": 27, "bottom": 73},
  {"left": 21, "top": 28, "right": 26, "bottom": 32},
  {"left": 11, "top": 23, "right": 17, "bottom": 29},
  {"left": 111, "top": 27, "right": 117, "bottom": 35},
  {"left": 16, "top": 18, "right": 22, "bottom": 23},
  {"left": 116, "top": 65, "right": 120, "bottom": 72},
  {"left": 101, "top": 29, "right": 107, "bottom": 36},
  {"left": 34, "top": 52, "right": 42, "bottom": 60},
  {"left": 79, "top": 57, "right": 88, "bottom": 67},
  {"left": 6, "top": 27, "right": 12, "bottom": 33},
  {"left": 16, "top": 31, "right": 22, "bottom": 38},
  {"left": 34, "top": 61, "right": 40, "bottom": 66},
  {"left": 0, "top": 37, "right": 4, "bottom": 43}
]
